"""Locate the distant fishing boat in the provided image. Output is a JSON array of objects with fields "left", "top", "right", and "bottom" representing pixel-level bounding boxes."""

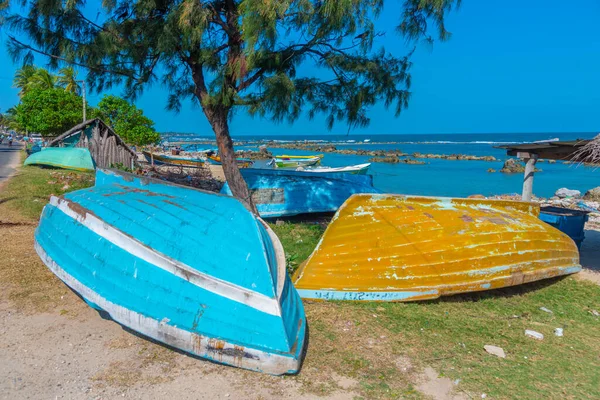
[
  {"left": 221, "top": 168, "right": 380, "bottom": 218},
  {"left": 34, "top": 169, "right": 306, "bottom": 375},
  {"left": 207, "top": 154, "right": 253, "bottom": 168},
  {"left": 273, "top": 155, "right": 322, "bottom": 168},
  {"left": 142, "top": 150, "right": 205, "bottom": 168},
  {"left": 296, "top": 163, "right": 371, "bottom": 175},
  {"left": 24, "top": 147, "right": 95, "bottom": 172},
  {"left": 293, "top": 194, "right": 581, "bottom": 301}
]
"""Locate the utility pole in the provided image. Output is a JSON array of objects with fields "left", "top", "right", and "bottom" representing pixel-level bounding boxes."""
[{"left": 81, "top": 80, "right": 86, "bottom": 122}]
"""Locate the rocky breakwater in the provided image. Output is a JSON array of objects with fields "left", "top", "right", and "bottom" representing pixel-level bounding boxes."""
[
  {"left": 412, "top": 152, "right": 497, "bottom": 161},
  {"left": 265, "top": 141, "right": 407, "bottom": 157},
  {"left": 369, "top": 155, "right": 426, "bottom": 164},
  {"left": 265, "top": 141, "right": 501, "bottom": 162},
  {"left": 235, "top": 146, "right": 273, "bottom": 160}
]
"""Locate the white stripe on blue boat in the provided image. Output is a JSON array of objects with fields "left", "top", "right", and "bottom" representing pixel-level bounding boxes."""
[
  {"left": 35, "top": 169, "right": 306, "bottom": 375},
  {"left": 49, "top": 196, "right": 282, "bottom": 317},
  {"left": 35, "top": 242, "right": 300, "bottom": 374}
]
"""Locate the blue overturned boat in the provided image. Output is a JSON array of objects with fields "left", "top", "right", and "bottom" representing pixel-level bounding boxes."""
[
  {"left": 34, "top": 169, "right": 306, "bottom": 375},
  {"left": 221, "top": 168, "right": 381, "bottom": 218}
]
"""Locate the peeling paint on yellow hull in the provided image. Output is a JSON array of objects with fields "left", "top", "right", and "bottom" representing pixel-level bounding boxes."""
[{"left": 293, "top": 194, "right": 581, "bottom": 301}]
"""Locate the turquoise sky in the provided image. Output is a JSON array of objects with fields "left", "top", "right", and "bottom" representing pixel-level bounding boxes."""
[{"left": 0, "top": 0, "right": 598, "bottom": 136}]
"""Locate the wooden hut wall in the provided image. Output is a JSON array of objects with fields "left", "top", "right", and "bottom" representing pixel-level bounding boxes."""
[{"left": 50, "top": 119, "right": 136, "bottom": 169}]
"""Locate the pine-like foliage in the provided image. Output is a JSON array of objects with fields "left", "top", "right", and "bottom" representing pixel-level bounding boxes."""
[{"left": 0, "top": 0, "right": 459, "bottom": 207}]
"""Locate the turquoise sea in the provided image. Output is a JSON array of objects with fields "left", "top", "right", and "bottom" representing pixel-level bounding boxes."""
[{"left": 164, "top": 132, "right": 599, "bottom": 198}]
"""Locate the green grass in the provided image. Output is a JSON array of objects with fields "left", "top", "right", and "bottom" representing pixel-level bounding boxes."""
[
  {"left": 3, "top": 159, "right": 600, "bottom": 399},
  {"left": 0, "top": 162, "right": 95, "bottom": 220},
  {"left": 270, "top": 217, "right": 600, "bottom": 399},
  {"left": 269, "top": 222, "right": 325, "bottom": 274}
]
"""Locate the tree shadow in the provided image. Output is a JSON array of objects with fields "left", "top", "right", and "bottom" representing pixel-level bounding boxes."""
[{"left": 580, "top": 229, "right": 600, "bottom": 272}]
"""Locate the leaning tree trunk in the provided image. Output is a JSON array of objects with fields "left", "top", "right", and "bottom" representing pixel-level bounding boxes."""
[{"left": 205, "top": 107, "right": 257, "bottom": 214}]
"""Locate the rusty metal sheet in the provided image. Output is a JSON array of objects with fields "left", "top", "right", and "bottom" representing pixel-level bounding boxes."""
[{"left": 293, "top": 194, "right": 581, "bottom": 302}]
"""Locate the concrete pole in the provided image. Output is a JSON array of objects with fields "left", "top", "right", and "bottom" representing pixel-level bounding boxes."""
[
  {"left": 81, "top": 80, "right": 87, "bottom": 122},
  {"left": 522, "top": 155, "right": 538, "bottom": 202}
]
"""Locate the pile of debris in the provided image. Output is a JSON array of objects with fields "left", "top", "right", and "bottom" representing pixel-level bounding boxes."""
[
  {"left": 139, "top": 164, "right": 223, "bottom": 193},
  {"left": 488, "top": 186, "right": 600, "bottom": 226}
]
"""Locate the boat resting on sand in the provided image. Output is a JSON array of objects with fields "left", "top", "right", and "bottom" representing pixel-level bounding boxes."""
[
  {"left": 296, "top": 163, "right": 371, "bottom": 175},
  {"left": 34, "top": 169, "right": 306, "bottom": 374},
  {"left": 24, "top": 147, "right": 95, "bottom": 172},
  {"left": 272, "top": 155, "right": 322, "bottom": 168},
  {"left": 293, "top": 194, "right": 581, "bottom": 301},
  {"left": 221, "top": 168, "right": 380, "bottom": 218},
  {"left": 142, "top": 150, "right": 205, "bottom": 168}
]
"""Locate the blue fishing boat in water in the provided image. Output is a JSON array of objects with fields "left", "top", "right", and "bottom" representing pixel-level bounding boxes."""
[
  {"left": 34, "top": 169, "right": 306, "bottom": 375},
  {"left": 221, "top": 168, "right": 380, "bottom": 218}
]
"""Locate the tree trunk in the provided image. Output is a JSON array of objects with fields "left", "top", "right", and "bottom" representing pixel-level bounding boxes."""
[{"left": 205, "top": 107, "right": 257, "bottom": 214}]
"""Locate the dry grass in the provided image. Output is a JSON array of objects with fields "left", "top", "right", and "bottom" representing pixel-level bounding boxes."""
[
  {"left": 0, "top": 162, "right": 94, "bottom": 312},
  {"left": 3, "top": 158, "right": 600, "bottom": 399}
]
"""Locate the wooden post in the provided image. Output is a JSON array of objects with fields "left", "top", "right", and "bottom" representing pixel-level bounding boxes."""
[{"left": 519, "top": 152, "right": 538, "bottom": 202}]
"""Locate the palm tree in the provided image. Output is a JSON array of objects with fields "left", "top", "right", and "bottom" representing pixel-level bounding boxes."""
[
  {"left": 13, "top": 65, "right": 37, "bottom": 98},
  {"left": 57, "top": 67, "right": 80, "bottom": 94},
  {"left": 30, "top": 68, "right": 56, "bottom": 91}
]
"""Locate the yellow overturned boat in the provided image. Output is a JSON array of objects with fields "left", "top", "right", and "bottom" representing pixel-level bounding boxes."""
[{"left": 293, "top": 194, "right": 581, "bottom": 301}]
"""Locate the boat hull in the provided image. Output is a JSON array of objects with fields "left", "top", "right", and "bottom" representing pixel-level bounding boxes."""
[
  {"left": 35, "top": 169, "right": 306, "bottom": 374},
  {"left": 142, "top": 150, "right": 205, "bottom": 167},
  {"left": 221, "top": 168, "right": 380, "bottom": 218},
  {"left": 275, "top": 157, "right": 321, "bottom": 168},
  {"left": 207, "top": 155, "right": 253, "bottom": 168},
  {"left": 298, "top": 163, "right": 371, "bottom": 175},
  {"left": 24, "top": 147, "right": 95, "bottom": 172},
  {"left": 293, "top": 194, "right": 581, "bottom": 301}
]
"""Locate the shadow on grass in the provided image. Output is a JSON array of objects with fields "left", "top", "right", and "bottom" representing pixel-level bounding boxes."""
[
  {"left": 420, "top": 275, "right": 569, "bottom": 305},
  {"left": 0, "top": 196, "right": 19, "bottom": 204}
]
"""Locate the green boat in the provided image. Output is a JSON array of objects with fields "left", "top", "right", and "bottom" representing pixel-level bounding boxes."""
[
  {"left": 273, "top": 155, "right": 322, "bottom": 168},
  {"left": 24, "top": 147, "right": 96, "bottom": 172}
]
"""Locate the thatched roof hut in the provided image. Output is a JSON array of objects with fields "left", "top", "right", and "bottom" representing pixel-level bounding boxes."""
[
  {"left": 571, "top": 134, "right": 600, "bottom": 164},
  {"left": 49, "top": 118, "right": 137, "bottom": 169}
]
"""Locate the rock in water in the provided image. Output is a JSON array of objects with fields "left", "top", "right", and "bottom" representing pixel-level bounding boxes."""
[
  {"left": 584, "top": 186, "right": 600, "bottom": 201},
  {"left": 500, "top": 158, "right": 525, "bottom": 173},
  {"left": 484, "top": 345, "right": 506, "bottom": 358},
  {"left": 555, "top": 188, "right": 581, "bottom": 199}
]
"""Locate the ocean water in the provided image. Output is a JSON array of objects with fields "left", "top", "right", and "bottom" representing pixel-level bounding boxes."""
[{"left": 163, "top": 132, "right": 599, "bottom": 198}]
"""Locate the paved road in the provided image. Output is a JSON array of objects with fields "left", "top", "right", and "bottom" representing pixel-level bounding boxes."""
[{"left": 0, "top": 142, "right": 23, "bottom": 185}]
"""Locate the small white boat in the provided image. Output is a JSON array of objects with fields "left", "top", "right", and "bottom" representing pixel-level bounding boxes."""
[{"left": 296, "top": 163, "right": 371, "bottom": 175}]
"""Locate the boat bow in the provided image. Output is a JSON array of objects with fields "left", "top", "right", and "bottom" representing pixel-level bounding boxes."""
[
  {"left": 35, "top": 169, "right": 306, "bottom": 374},
  {"left": 293, "top": 194, "right": 581, "bottom": 301}
]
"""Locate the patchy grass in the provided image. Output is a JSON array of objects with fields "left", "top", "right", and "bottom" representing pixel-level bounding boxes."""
[
  {"left": 0, "top": 164, "right": 94, "bottom": 220},
  {"left": 299, "top": 278, "right": 600, "bottom": 399},
  {"left": 269, "top": 222, "right": 325, "bottom": 274},
  {"left": 2, "top": 159, "right": 600, "bottom": 399},
  {"left": 0, "top": 163, "right": 95, "bottom": 312}
]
